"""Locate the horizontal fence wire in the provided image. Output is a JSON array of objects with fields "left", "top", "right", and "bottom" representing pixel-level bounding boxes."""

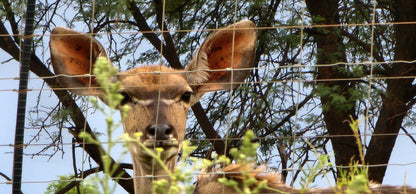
[{"left": 1, "top": 0, "right": 416, "bottom": 193}]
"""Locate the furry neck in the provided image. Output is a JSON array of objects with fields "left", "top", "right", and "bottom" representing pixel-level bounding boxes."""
[{"left": 132, "top": 156, "right": 177, "bottom": 194}]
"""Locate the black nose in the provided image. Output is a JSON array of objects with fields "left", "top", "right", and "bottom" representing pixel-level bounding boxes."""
[{"left": 147, "top": 124, "right": 173, "bottom": 140}]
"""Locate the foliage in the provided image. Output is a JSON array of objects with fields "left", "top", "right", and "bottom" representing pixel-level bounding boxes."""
[
  {"left": 78, "top": 57, "right": 130, "bottom": 193},
  {"left": 338, "top": 162, "right": 371, "bottom": 194},
  {"left": 219, "top": 130, "right": 276, "bottom": 194},
  {"left": 124, "top": 133, "right": 230, "bottom": 194},
  {"left": 44, "top": 175, "right": 99, "bottom": 194},
  {"left": 339, "top": 117, "right": 370, "bottom": 194}
]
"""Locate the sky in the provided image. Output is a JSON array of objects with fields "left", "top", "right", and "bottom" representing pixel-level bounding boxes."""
[{"left": 0, "top": 54, "right": 131, "bottom": 193}]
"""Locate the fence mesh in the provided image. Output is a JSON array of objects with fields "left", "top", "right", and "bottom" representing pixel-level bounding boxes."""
[{"left": 0, "top": 0, "right": 416, "bottom": 193}]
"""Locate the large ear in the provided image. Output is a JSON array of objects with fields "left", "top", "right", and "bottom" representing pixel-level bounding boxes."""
[
  {"left": 49, "top": 26, "right": 110, "bottom": 95},
  {"left": 185, "top": 20, "right": 257, "bottom": 97}
]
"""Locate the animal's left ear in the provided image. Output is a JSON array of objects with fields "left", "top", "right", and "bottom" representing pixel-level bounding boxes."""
[{"left": 185, "top": 20, "right": 257, "bottom": 98}]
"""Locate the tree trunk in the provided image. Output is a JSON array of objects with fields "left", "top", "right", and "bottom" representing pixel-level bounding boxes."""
[
  {"left": 305, "top": 0, "right": 361, "bottom": 178},
  {"left": 365, "top": 0, "right": 416, "bottom": 183}
]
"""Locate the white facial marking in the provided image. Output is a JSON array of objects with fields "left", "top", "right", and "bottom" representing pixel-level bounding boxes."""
[{"left": 134, "top": 99, "right": 176, "bottom": 105}]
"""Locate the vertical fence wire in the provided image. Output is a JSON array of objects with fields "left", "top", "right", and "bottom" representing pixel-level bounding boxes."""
[{"left": 12, "top": 0, "right": 36, "bottom": 193}]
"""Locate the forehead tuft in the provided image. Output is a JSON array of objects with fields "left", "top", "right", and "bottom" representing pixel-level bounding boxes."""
[{"left": 118, "top": 65, "right": 191, "bottom": 98}]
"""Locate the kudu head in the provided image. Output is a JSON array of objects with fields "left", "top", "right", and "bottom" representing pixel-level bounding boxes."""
[{"left": 49, "top": 20, "right": 257, "bottom": 193}]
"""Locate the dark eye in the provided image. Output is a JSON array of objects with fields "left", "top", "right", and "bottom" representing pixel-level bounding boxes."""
[
  {"left": 120, "top": 91, "right": 132, "bottom": 105},
  {"left": 180, "top": 91, "right": 193, "bottom": 103}
]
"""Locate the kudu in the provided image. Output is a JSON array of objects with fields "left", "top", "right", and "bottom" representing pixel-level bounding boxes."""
[
  {"left": 194, "top": 164, "right": 416, "bottom": 194},
  {"left": 49, "top": 20, "right": 257, "bottom": 193},
  {"left": 49, "top": 20, "right": 414, "bottom": 194}
]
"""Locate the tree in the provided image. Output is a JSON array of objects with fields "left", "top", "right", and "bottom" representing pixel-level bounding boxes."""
[
  {"left": 305, "top": 0, "right": 416, "bottom": 183},
  {"left": 1, "top": 0, "right": 415, "bottom": 192},
  {"left": 305, "top": 0, "right": 361, "bottom": 178}
]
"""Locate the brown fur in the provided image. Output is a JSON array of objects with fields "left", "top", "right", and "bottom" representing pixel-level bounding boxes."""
[{"left": 194, "top": 164, "right": 416, "bottom": 194}]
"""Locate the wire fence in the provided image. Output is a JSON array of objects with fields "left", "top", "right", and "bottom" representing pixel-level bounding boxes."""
[{"left": 1, "top": 0, "right": 416, "bottom": 193}]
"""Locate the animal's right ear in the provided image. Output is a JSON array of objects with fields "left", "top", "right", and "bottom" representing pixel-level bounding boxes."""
[{"left": 50, "top": 26, "right": 110, "bottom": 96}]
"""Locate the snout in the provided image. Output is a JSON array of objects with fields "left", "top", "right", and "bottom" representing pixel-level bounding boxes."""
[
  {"left": 143, "top": 124, "right": 179, "bottom": 148},
  {"left": 147, "top": 124, "right": 172, "bottom": 140}
]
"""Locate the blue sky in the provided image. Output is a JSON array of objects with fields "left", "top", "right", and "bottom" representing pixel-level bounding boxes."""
[{"left": 0, "top": 54, "right": 131, "bottom": 193}]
